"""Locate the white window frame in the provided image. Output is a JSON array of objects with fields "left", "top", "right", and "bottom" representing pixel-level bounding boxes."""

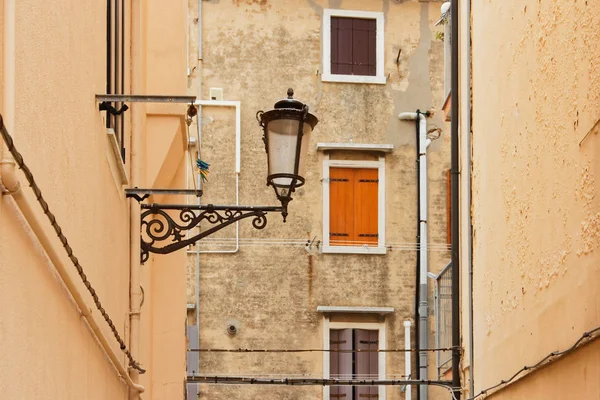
[
  {"left": 322, "top": 318, "right": 387, "bottom": 400},
  {"left": 322, "top": 9, "right": 386, "bottom": 84},
  {"left": 322, "top": 154, "right": 386, "bottom": 255}
]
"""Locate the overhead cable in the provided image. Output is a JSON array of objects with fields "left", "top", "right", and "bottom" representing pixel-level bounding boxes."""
[
  {"left": 186, "top": 375, "right": 459, "bottom": 400},
  {"left": 188, "top": 346, "right": 457, "bottom": 353}
]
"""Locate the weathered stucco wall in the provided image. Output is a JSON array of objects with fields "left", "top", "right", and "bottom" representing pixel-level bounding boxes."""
[
  {"left": 471, "top": 0, "right": 600, "bottom": 397},
  {"left": 186, "top": 1, "right": 450, "bottom": 399}
]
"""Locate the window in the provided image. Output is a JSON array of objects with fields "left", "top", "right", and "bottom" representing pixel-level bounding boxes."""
[
  {"left": 322, "top": 155, "right": 386, "bottom": 254},
  {"left": 323, "top": 320, "right": 387, "bottom": 400},
  {"left": 322, "top": 9, "right": 385, "bottom": 84},
  {"left": 105, "top": 0, "right": 127, "bottom": 162}
]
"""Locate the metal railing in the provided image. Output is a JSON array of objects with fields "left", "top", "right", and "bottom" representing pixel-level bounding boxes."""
[{"left": 435, "top": 262, "right": 453, "bottom": 378}]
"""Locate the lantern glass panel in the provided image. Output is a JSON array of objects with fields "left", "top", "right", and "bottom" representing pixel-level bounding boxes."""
[{"left": 266, "top": 118, "right": 313, "bottom": 188}]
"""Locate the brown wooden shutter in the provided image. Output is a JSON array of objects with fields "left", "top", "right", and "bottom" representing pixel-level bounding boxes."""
[
  {"left": 330, "top": 168, "right": 355, "bottom": 246},
  {"left": 331, "top": 17, "right": 376, "bottom": 76},
  {"left": 331, "top": 17, "right": 340, "bottom": 74},
  {"left": 354, "top": 169, "right": 378, "bottom": 245},
  {"left": 354, "top": 330, "right": 379, "bottom": 400},
  {"left": 331, "top": 17, "right": 354, "bottom": 75},
  {"left": 351, "top": 19, "right": 376, "bottom": 77},
  {"left": 367, "top": 19, "right": 376, "bottom": 76},
  {"left": 330, "top": 329, "right": 352, "bottom": 400}
]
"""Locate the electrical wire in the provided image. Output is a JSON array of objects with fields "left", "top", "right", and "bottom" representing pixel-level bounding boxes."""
[
  {"left": 0, "top": 115, "right": 145, "bottom": 373},
  {"left": 185, "top": 375, "right": 459, "bottom": 400},
  {"left": 189, "top": 346, "right": 457, "bottom": 353},
  {"left": 468, "top": 326, "right": 600, "bottom": 399},
  {"left": 188, "top": 238, "right": 451, "bottom": 251}
]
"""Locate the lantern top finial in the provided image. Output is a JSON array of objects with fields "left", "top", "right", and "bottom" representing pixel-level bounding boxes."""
[{"left": 274, "top": 88, "right": 305, "bottom": 110}]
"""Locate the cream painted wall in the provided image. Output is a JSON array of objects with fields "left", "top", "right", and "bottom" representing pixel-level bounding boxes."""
[
  {"left": 0, "top": 1, "right": 130, "bottom": 399},
  {"left": 470, "top": 0, "right": 600, "bottom": 398},
  {"left": 1, "top": 0, "right": 191, "bottom": 399}
]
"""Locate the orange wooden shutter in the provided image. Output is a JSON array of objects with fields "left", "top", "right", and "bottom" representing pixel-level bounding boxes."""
[
  {"left": 354, "top": 168, "right": 378, "bottom": 245},
  {"left": 330, "top": 168, "right": 355, "bottom": 246}
]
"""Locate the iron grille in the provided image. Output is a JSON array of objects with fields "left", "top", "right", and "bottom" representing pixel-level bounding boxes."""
[{"left": 435, "top": 262, "right": 452, "bottom": 378}]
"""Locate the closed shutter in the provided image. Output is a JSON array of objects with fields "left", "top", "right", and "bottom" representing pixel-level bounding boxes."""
[
  {"left": 330, "top": 168, "right": 378, "bottom": 246},
  {"left": 330, "top": 168, "right": 355, "bottom": 246},
  {"left": 331, "top": 17, "right": 340, "bottom": 74},
  {"left": 331, "top": 17, "right": 377, "bottom": 76},
  {"left": 331, "top": 17, "right": 354, "bottom": 75},
  {"left": 354, "top": 330, "right": 379, "bottom": 399},
  {"left": 330, "top": 329, "right": 352, "bottom": 399},
  {"left": 354, "top": 169, "right": 379, "bottom": 245},
  {"left": 351, "top": 19, "right": 377, "bottom": 76}
]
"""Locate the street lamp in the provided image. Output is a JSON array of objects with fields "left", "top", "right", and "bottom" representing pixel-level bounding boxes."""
[
  {"left": 257, "top": 88, "right": 319, "bottom": 221},
  {"left": 108, "top": 90, "right": 318, "bottom": 263}
]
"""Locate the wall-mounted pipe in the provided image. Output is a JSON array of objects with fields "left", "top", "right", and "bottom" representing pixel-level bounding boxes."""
[
  {"left": 188, "top": 99, "right": 242, "bottom": 390},
  {"left": 399, "top": 110, "right": 431, "bottom": 400},
  {"left": 404, "top": 321, "right": 412, "bottom": 400},
  {"left": 450, "top": 0, "right": 462, "bottom": 398},
  {"left": 0, "top": 0, "right": 143, "bottom": 393},
  {"left": 198, "top": 0, "right": 203, "bottom": 60},
  {"left": 192, "top": 100, "right": 241, "bottom": 255},
  {"left": 128, "top": 0, "right": 145, "bottom": 397},
  {"left": 0, "top": 0, "right": 19, "bottom": 195},
  {"left": 461, "top": 0, "right": 474, "bottom": 395}
]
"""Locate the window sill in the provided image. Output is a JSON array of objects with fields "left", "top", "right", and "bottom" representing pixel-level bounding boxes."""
[
  {"left": 321, "top": 73, "right": 387, "bottom": 85},
  {"left": 321, "top": 245, "right": 387, "bottom": 255}
]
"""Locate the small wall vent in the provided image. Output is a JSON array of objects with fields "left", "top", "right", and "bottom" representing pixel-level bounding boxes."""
[{"left": 209, "top": 87, "right": 223, "bottom": 101}]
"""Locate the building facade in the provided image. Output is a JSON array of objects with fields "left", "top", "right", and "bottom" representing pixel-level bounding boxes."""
[
  {"left": 457, "top": 0, "right": 600, "bottom": 398},
  {"left": 185, "top": 1, "right": 451, "bottom": 400},
  {"left": 1, "top": 1, "right": 191, "bottom": 399}
]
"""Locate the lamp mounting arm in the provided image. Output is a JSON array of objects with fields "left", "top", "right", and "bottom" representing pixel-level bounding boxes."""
[{"left": 139, "top": 203, "right": 282, "bottom": 263}]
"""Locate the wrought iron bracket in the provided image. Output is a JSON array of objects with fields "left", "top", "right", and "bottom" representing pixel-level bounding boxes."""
[{"left": 139, "top": 203, "right": 282, "bottom": 263}]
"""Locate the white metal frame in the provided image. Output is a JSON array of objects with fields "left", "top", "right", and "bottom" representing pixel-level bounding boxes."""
[
  {"left": 322, "top": 317, "right": 387, "bottom": 400},
  {"left": 322, "top": 154, "right": 386, "bottom": 254},
  {"left": 322, "top": 9, "right": 386, "bottom": 85}
]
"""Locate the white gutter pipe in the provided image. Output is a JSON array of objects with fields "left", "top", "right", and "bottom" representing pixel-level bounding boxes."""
[
  {"left": 399, "top": 111, "right": 430, "bottom": 400},
  {"left": 404, "top": 321, "right": 412, "bottom": 400},
  {"left": 128, "top": 0, "right": 145, "bottom": 396},
  {"left": 0, "top": 1, "right": 143, "bottom": 393},
  {"left": 189, "top": 99, "right": 241, "bottom": 388},
  {"left": 462, "top": 0, "right": 475, "bottom": 395},
  {"left": 198, "top": 0, "right": 203, "bottom": 60},
  {"left": 0, "top": 0, "right": 19, "bottom": 194},
  {"left": 191, "top": 100, "right": 241, "bottom": 255}
]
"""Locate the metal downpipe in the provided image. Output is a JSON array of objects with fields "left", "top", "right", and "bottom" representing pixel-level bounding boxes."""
[
  {"left": 398, "top": 111, "right": 430, "bottom": 400},
  {"left": 450, "top": 0, "right": 462, "bottom": 398}
]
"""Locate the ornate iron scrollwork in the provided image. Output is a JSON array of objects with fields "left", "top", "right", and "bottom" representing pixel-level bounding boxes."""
[{"left": 139, "top": 203, "right": 281, "bottom": 263}]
